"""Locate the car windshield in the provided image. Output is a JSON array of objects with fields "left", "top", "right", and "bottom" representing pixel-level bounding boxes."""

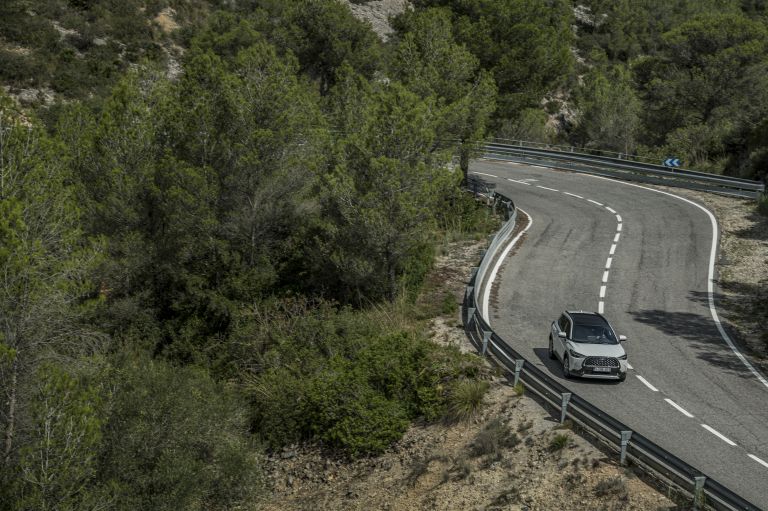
[{"left": 571, "top": 323, "right": 618, "bottom": 344}]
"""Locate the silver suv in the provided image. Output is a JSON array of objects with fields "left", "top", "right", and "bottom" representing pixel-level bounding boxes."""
[{"left": 549, "top": 311, "right": 628, "bottom": 381}]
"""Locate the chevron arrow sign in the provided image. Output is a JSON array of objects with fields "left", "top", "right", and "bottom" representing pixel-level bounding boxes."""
[{"left": 663, "top": 158, "right": 681, "bottom": 167}]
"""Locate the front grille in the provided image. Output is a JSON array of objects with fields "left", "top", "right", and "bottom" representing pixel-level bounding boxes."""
[{"left": 584, "top": 357, "right": 619, "bottom": 368}]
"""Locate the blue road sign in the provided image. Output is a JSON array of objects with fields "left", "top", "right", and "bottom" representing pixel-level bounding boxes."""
[{"left": 663, "top": 158, "right": 681, "bottom": 167}]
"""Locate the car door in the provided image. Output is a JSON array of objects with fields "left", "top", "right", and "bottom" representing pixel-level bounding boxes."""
[{"left": 555, "top": 315, "right": 570, "bottom": 358}]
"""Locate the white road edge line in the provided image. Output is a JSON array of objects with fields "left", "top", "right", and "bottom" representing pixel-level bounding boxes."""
[
  {"left": 588, "top": 199, "right": 603, "bottom": 206},
  {"left": 701, "top": 424, "right": 737, "bottom": 446},
  {"left": 609, "top": 244, "right": 617, "bottom": 255},
  {"left": 537, "top": 185, "right": 559, "bottom": 192},
  {"left": 605, "top": 257, "right": 612, "bottom": 269},
  {"left": 481, "top": 209, "right": 533, "bottom": 325},
  {"left": 599, "top": 285, "right": 606, "bottom": 298},
  {"left": 602, "top": 271, "right": 609, "bottom": 283},
  {"left": 564, "top": 192, "right": 583, "bottom": 199},
  {"left": 748, "top": 454, "right": 768, "bottom": 469},
  {"left": 598, "top": 301, "right": 604, "bottom": 313},
  {"left": 636, "top": 375, "right": 659, "bottom": 392},
  {"left": 586, "top": 174, "right": 768, "bottom": 390},
  {"left": 665, "top": 398, "right": 694, "bottom": 417},
  {"left": 606, "top": 207, "right": 617, "bottom": 214}
]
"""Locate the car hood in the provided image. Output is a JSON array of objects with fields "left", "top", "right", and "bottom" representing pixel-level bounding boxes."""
[{"left": 567, "top": 342, "right": 625, "bottom": 358}]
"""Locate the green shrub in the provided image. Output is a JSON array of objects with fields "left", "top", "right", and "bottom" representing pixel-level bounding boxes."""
[
  {"left": 549, "top": 433, "right": 570, "bottom": 452},
  {"left": 447, "top": 379, "right": 489, "bottom": 422},
  {"left": 757, "top": 193, "right": 768, "bottom": 217},
  {"left": 99, "top": 358, "right": 264, "bottom": 511},
  {"left": 244, "top": 303, "right": 486, "bottom": 456}
]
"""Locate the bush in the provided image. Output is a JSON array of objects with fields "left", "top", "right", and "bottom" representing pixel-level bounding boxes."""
[
  {"left": 98, "top": 358, "right": 264, "bottom": 511},
  {"left": 447, "top": 379, "right": 489, "bottom": 422},
  {"left": 757, "top": 193, "right": 768, "bottom": 217},
  {"left": 549, "top": 433, "right": 570, "bottom": 452},
  {"left": 243, "top": 303, "right": 486, "bottom": 456}
]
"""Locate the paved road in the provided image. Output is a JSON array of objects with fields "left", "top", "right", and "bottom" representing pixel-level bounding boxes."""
[{"left": 470, "top": 159, "right": 768, "bottom": 508}]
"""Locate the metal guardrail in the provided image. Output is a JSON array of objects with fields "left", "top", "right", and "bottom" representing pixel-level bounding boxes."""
[
  {"left": 483, "top": 140, "right": 765, "bottom": 200},
  {"left": 462, "top": 190, "right": 762, "bottom": 511}
]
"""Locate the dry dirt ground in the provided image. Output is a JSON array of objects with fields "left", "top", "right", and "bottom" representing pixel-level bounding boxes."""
[{"left": 260, "top": 237, "right": 674, "bottom": 511}]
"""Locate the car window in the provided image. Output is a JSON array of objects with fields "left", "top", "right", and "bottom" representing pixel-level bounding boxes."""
[
  {"left": 558, "top": 315, "right": 568, "bottom": 333},
  {"left": 571, "top": 324, "right": 618, "bottom": 344}
]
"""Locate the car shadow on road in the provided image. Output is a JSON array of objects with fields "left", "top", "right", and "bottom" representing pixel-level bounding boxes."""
[
  {"left": 627, "top": 306, "right": 760, "bottom": 380},
  {"left": 531, "top": 348, "right": 621, "bottom": 386}
]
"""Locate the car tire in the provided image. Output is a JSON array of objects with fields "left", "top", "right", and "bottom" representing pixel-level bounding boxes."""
[
  {"left": 548, "top": 336, "right": 556, "bottom": 360},
  {"left": 562, "top": 354, "right": 571, "bottom": 379},
  {"left": 618, "top": 371, "right": 626, "bottom": 382}
]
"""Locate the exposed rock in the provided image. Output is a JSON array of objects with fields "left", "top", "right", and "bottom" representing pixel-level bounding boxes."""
[{"left": 339, "top": 0, "right": 411, "bottom": 41}]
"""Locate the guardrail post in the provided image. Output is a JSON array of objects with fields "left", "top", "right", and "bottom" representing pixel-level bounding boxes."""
[
  {"left": 470, "top": 267, "right": 478, "bottom": 281},
  {"left": 481, "top": 331, "right": 492, "bottom": 355},
  {"left": 513, "top": 359, "right": 524, "bottom": 386},
  {"left": 466, "top": 307, "right": 475, "bottom": 325},
  {"left": 560, "top": 392, "right": 572, "bottom": 424},
  {"left": 693, "top": 476, "right": 706, "bottom": 510},
  {"left": 465, "top": 286, "right": 474, "bottom": 301},
  {"left": 619, "top": 431, "right": 632, "bottom": 466}
]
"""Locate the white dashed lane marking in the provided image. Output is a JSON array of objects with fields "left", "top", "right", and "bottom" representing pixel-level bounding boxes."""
[
  {"left": 606, "top": 207, "right": 617, "bottom": 214},
  {"left": 609, "top": 244, "right": 617, "bottom": 255},
  {"left": 474, "top": 172, "right": 497, "bottom": 178},
  {"left": 636, "top": 375, "right": 659, "bottom": 392},
  {"left": 616, "top": 214, "right": 622, "bottom": 223},
  {"left": 536, "top": 185, "right": 559, "bottom": 192},
  {"left": 599, "top": 285, "right": 606, "bottom": 298},
  {"left": 748, "top": 454, "right": 768, "bottom": 469},
  {"left": 605, "top": 257, "right": 612, "bottom": 269},
  {"left": 602, "top": 271, "right": 609, "bottom": 283},
  {"left": 614, "top": 233, "right": 621, "bottom": 243},
  {"left": 617, "top": 223, "right": 623, "bottom": 232},
  {"left": 701, "top": 424, "right": 737, "bottom": 446},
  {"left": 588, "top": 199, "right": 603, "bottom": 206},
  {"left": 665, "top": 398, "right": 694, "bottom": 418},
  {"left": 598, "top": 301, "right": 604, "bottom": 313},
  {"left": 564, "top": 192, "right": 583, "bottom": 199}
]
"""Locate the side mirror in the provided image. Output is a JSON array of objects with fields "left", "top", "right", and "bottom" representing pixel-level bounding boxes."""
[
  {"left": 619, "top": 335, "right": 627, "bottom": 342},
  {"left": 557, "top": 331, "right": 567, "bottom": 339}
]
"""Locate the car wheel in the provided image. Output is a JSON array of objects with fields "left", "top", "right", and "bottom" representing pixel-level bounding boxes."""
[
  {"left": 618, "top": 371, "right": 626, "bottom": 382},
  {"left": 562, "top": 354, "right": 571, "bottom": 379},
  {"left": 548, "top": 336, "right": 556, "bottom": 360}
]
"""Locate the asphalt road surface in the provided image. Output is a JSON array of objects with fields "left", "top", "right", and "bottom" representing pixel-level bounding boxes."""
[{"left": 470, "top": 158, "right": 768, "bottom": 508}]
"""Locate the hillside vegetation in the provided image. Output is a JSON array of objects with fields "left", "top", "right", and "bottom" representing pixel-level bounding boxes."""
[{"left": 0, "top": 0, "right": 767, "bottom": 509}]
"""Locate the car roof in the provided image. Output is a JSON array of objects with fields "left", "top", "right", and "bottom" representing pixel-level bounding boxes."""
[{"left": 565, "top": 311, "right": 610, "bottom": 327}]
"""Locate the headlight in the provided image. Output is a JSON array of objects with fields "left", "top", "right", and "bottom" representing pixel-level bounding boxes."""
[
  {"left": 568, "top": 348, "right": 584, "bottom": 358},
  {"left": 618, "top": 354, "right": 627, "bottom": 360}
]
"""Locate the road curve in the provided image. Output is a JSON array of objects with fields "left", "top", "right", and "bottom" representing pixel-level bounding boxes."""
[{"left": 470, "top": 159, "right": 768, "bottom": 508}]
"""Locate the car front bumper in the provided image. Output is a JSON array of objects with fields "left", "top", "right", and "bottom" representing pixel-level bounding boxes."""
[{"left": 570, "top": 358, "right": 627, "bottom": 379}]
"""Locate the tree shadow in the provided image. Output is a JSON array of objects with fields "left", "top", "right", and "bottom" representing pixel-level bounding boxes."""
[
  {"left": 627, "top": 305, "right": 762, "bottom": 379},
  {"left": 730, "top": 210, "right": 768, "bottom": 242},
  {"left": 467, "top": 175, "right": 497, "bottom": 195}
]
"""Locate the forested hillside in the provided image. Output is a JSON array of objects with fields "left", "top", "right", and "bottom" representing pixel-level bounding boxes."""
[{"left": 1, "top": 0, "right": 767, "bottom": 509}]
